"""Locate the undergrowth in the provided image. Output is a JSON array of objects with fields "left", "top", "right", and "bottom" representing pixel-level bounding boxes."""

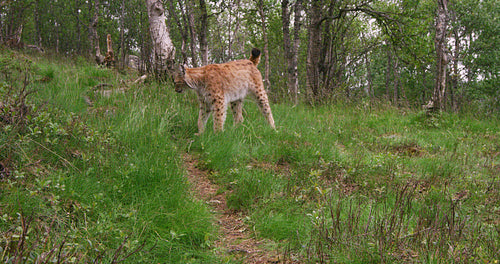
[
  {"left": 187, "top": 101, "right": 499, "bottom": 262},
  {"left": 0, "top": 50, "right": 216, "bottom": 263},
  {"left": 1, "top": 49, "right": 499, "bottom": 263}
]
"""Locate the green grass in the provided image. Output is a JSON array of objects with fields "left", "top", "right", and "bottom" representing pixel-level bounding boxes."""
[
  {"left": 1, "top": 50, "right": 499, "bottom": 263},
  {"left": 188, "top": 101, "right": 499, "bottom": 262},
  {"left": 1, "top": 51, "right": 217, "bottom": 263}
]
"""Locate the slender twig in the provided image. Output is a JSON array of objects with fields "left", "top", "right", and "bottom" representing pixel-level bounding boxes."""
[{"left": 26, "top": 139, "right": 81, "bottom": 173}]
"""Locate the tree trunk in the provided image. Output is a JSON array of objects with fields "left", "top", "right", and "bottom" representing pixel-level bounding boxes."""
[
  {"left": 198, "top": 0, "right": 208, "bottom": 65},
  {"left": 104, "top": 34, "right": 115, "bottom": 67},
  {"left": 90, "top": 0, "right": 104, "bottom": 64},
  {"left": 186, "top": 0, "right": 198, "bottom": 67},
  {"left": 450, "top": 10, "right": 460, "bottom": 112},
  {"left": 290, "top": 0, "right": 302, "bottom": 103},
  {"left": 430, "top": 0, "right": 449, "bottom": 111},
  {"left": 119, "top": 0, "right": 126, "bottom": 68},
  {"left": 169, "top": 1, "right": 188, "bottom": 64},
  {"left": 282, "top": 0, "right": 302, "bottom": 104},
  {"left": 257, "top": 0, "right": 270, "bottom": 91},
  {"left": 385, "top": 45, "right": 392, "bottom": 102},
  {"left": 365, "top": 51, "right": 373, "bottom": 98},
  {"left": 306, "top": 0, "right": 322, "bottom": 101},
  {"left": 393, "top": 58, "right": 399, "bottom": 105},
  {"left": 34, "top": 0, "right": 42, "bottom": 48},
  {"left": 145, "top": 0, "right": 175, "bottom": 79},
  {"left": 75, "top": 0, "right": 82, "bottom": 53}
]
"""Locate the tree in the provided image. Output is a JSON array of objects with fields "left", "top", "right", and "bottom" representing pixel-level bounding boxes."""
[
  {"left": 305, "top": 0, "right": 323, "bottom": 101},
  {"left": 167, "top": 0, "right": 189, "bottom": 64},
  {"left": 453, "top": 0, "right": 499, "bottom": 113},
  {"left": 198, "top": 0, "right": 208, "bottom": 65},
  {"left": 282, "top": 0, "right": 303, "bottom": 104},
  {"left": 429, "top": 0, "right": 449, "bottom": 111},
  {"left": 257, "top": 0, "right": 270, "bottom": 90},
  {"left": 145, "top": 0, "right": 175, "bottom": 79},
  {"left": 90, "top": 0, "right": 105, "bottom": 64}
]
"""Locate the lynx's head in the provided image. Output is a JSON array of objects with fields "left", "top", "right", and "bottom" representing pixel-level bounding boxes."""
[{"left": 172, "top": 64, "right": 188, "bottom": 93}]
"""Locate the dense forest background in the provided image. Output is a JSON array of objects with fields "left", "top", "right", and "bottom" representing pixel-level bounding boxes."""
[{"left": 0, "top": 0, "right": 498, "bottom": 113}]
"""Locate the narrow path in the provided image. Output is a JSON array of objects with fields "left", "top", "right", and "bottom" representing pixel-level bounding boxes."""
[{"left": 183, "top": 154, "right": 282, "bottom": 263}]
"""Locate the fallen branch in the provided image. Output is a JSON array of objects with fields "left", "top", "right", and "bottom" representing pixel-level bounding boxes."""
[
  {"left": 26, "top": 44, "right": 45, "bottom": 53},
  {"left": 133, "top": 74, "right": 148, "bottom": 85}
]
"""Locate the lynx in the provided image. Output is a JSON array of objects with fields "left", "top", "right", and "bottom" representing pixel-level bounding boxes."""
[{"left": 173, "top": 48, "right": 275, "bottom": 134}]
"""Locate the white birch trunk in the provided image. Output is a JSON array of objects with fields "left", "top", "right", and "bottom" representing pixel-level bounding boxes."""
[
  {"left": 431, "top": 0, "right": 449, "bottom": 111},
  {"left": 145, "top": 0, "right": 175, "bottom": 78}
]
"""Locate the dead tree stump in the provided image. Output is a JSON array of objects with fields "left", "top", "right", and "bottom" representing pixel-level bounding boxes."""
[{"left": 104, "top": 34, "right": 115, "bottom": 67}]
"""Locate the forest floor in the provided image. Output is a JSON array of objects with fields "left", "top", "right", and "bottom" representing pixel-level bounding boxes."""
[{"left": 183, "top": 154, "right": 289, "bottom": 263}]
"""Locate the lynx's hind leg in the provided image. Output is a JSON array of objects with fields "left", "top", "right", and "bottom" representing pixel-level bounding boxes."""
[
  {"left": 231, "top": 100, "right": 244, "bottom": 125},
  {"left": 254, "top": 88, "right": 275, "bottom": 129}
]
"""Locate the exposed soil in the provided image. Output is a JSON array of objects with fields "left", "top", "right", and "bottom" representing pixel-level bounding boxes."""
[{"left": 183, "top": 154, "right": 286, "bottom": 263}]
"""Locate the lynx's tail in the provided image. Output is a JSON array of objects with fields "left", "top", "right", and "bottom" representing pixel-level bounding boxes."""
[{"left": 249, "top": 48, "right": 261, "bottom": 66}]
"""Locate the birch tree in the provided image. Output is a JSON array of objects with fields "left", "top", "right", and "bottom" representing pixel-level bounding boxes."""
[
  {"left": 90, "top": 0, "right": 104, "bottom": 65},
  {"left": 257, "top": 0, "right": 270, "bottom": 90},
  {"left": 145, "top": 0, "right": 175, "bottom": 79},
  {"left": 429, "top": 0, "right": 449, "bottom": 111}
]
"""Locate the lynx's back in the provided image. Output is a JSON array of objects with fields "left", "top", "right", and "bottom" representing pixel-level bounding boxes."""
[{"left": 173, "top": 48, "right": 274, "bottom": 133}]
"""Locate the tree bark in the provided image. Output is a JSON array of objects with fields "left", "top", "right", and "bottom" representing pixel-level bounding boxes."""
[
  {"left": 385, "top": 45, "right": 392, "bottom": 102},
  {"left": 75, "top": 0, "right": 82, "bottom": 53},
  {"left": 198, "top": 0, "right": 208, "bottom": 65},
  {"left": 186, "top": 0, "right": 198, "bottom": 67},
  {"left": 306, "top": 0, "right": 323, "bottom": 101},
  {"left": 145, "top": 0, "right": 176, "bottom": 79},
  {"left": 430, "top": 0, "right": 449, "bottom": 111},
  {"left": 169, "top": 0, "right": 188, "bottom": 64},
  {"left": 34, "top": 0, "right": 42, "bottom": 48},
  {"left": 393, "top": 58, "right": 399, "bottom": 104},
  {"left": 365, "top": 51, "right": 373, "bottom": 98},
  {"left": 290, "top": 0, "right": 302, "bottom": 103},
  {"left": 104, "top": 34, "right": 115, "bottom": 67},
  {"left": 282, "top": 0, "right": 302, "bottom": 104},
  {"left": 119, "top": 0, "right": 126, "bottom": 68},
  {"left": 257, "top": 0, "right": 270, "bottom": 91},
  {"left": 450, "top": 10, "right": 460, "bottom": 112},
  {"left": 90, "top": 0, "right": 104, "bottom": 64}
]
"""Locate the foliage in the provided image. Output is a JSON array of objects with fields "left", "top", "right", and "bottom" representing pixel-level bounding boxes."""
[
  {"left": 1, "top": 0, "right": 498, "bottom": 112},
  {"left": 0, "top": 50, "right": 217, "bottom": 263}
]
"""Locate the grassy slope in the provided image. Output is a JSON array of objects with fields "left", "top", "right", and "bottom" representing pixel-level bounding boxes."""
[
  {"left": 1, "top": 51, "right": 499, "bottom": 263},
  {"left": 192, "top": 101, "right": 499, "bottom": 262},
  {"left": 1, "top": 52, "right": 216, "bottom": 263}
]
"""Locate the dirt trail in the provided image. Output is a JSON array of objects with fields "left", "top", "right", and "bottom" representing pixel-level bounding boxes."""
[{"left": 183, "top": 154, "right": 284, "bottom": 263}]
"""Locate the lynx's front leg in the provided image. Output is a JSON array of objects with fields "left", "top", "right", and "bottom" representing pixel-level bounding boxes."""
[
  {"left": 212, "top": 97, "right": 227, "bottom": 132},
  {"left": 197, "top": 102, "right": 211, "bottom": 135}
]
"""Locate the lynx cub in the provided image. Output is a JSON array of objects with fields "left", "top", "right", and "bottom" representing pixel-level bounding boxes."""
[{"left": 173, "top": 48, "right": 275, "bottom": 134}]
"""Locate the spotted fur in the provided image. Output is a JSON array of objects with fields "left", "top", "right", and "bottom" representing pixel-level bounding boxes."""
[{"left": 173, "top": 48, "right": 275, "bottom": 134}]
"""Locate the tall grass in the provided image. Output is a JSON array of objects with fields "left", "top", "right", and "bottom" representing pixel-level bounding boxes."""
[
  {"left": 1, "top": 50, "right": 498, "bottom": 263},
  {"left": 1, "top": 51, "right": 218, "bottom": 263},
  {"left": 189, "top": 100, "right": 499, "bottom": 262}
]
